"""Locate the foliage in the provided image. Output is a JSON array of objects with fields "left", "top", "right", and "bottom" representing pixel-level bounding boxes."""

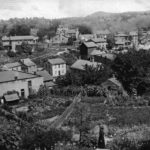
[
  {"left": 74, "top": 24, "right": 92, "bottom": 34},
  {"left": 7, "top": 51, "right": 16, "bottom": 57},
  {"left": 112, "top": 50, "right": 150, "bottom": 95},
  {"left": 109, "top": 126, "right": 150, "bottom": 150},
  {"left": 9, "top": 24, "right": 30, "bottom": 36},
  {"left": 56, "top": 65, "right": 112, "bottom": 87},
  {"left": 16, "top": 42, "right": 32, "bottom": 55},
  {"left": 37, "top": 85, "right": 50, "bottom": 98},
  {"left": 21, "top": 128, "right": 72, "bottom": 150},
  {"left": 37, "top": 20, "right": 60, "bottom": 41},
  {"left": 107, "top": 33, "right": 115, "bottom": 50}
]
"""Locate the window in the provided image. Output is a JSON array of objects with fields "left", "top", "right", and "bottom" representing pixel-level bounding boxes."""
[
  {"left": 55, "top": 71, "right": 57, "bottom": 75},
  {"left": 21, "top": 89, "right": 25, "bottom": 98},
  {"left": 28, "top": 80, "right": 32, "bottom": 87},
  {"left": 62, "top": 64, "right": 64, "bottom": 68},
  {"left": 55, "top": 65, "right": 57, "bottom": 69}
]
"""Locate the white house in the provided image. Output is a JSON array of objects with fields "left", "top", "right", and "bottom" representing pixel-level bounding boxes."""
[
  {"left": 2, "top": 35, "right": 38, "bottom": 52},
  {"left": 0, "top": 71, "right": 43, "bottom": 98},
  {"left": 45, "top": 58, "right": 66, "bottom": 78}
]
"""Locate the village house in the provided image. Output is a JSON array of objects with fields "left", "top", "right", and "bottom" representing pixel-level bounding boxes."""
[
  {"left": 45, "top": 58, "right": 66, "bottom": 79},
  {"left": 115, "top": 32, "right": 131, "bottom": 49},
  {"left": 94, "top": 30, "right": 110, "bottom": 39},
  {"left": 71, "top": 59, "right": 102, "bottom": 73},
  {"left": 129, "top": 31, "right": 139, "bottom": 47},
  {"left": 102, "top": 77, "right": 128, "bottom": 96},
  {"left": 2, "top": 35, "right": 38, "bottom": 52},
  {"left": 0, "top": 70, "right": 43, "bottom": 98},
  {"left": 50, "top": 34, "right": 69, "bottom": 45},
  {"left": 90, "top": 38, "right": 107, "bottom": 50},
  {"left": 2, "top": 62, "right": 22, "bottom": 71},
  {"left": 37, "top": 70, "right": 55, "bottom": 88},
  {"left": 90, "top": 50, "right": 116, "bottom": 63},
  {"left": 80, "top": 42, "right": 98, "bottom": 59},
  {"left": 20, "top": 58, "right": 37, "bottom": 74},
  {"left": 66, "top": 29, "right": 79, "bottom": 39},
  {"left": 79, "top": 34, "right": 95, "bottom": 42}
]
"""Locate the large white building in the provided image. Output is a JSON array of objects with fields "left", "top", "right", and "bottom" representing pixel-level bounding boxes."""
[
  {"left": 0, "top": 71, "right": 43, "bottom": 98},
  {"left": 45, "top": 58, "right": 66, "bottom": 78},
  {"left": 2, "top": 35, "right": 38, "bottom": 52}
]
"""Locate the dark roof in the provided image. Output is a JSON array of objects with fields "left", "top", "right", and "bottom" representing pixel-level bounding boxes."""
[
  {"left": 4, "top": 62, "right": 21, "bottom": 68},
  {"left": 71, "top": 59, "right": 102, "bottom": 71},
  {"left": 83, "top": 42, "right": 98, "bottom": 48},
  {"left": 48, "top": 58, "right": 66, "bottom": 65},
  {"left": 0, "top": 71, "right": 42, "bottom": 83},
  {"left": 4, "top": 93, "right": 19, "bottom": 102},
  {"left": 20, "top": 58, "right": 36, "bottom": 67},
  {"left": 37, "top": 70, "right": 53, "bottom": 82}
]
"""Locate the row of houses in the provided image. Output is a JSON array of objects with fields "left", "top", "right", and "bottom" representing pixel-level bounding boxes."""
[
  {"left": 0, "top": 57, "right": 67, "bottom": 102},
  {"left": 2, "top": 35, "right": 38, "bottom": 52}
]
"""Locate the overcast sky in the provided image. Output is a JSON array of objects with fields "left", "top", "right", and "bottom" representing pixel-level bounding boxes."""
[{"left": 0, "top": 0, "right": 150, "bottom": 19}]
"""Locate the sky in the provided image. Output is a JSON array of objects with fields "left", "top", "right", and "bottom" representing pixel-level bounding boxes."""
[{"left": 0, "top": 0, "right": 150, "bottom": 20}]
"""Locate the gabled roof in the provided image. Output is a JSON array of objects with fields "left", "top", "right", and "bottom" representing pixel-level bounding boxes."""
[
  {"left": 108, "top": 77, "right": 122, "bottom": 87},
  {"left": 20, "top": 58, "right": 36, "bottom": 67},
  {"left": 4, "top": 62, "right": 21, "bottom": 69},
  {"left": 0, "top": 71, "right": 42, "bottom": 83},
  {"left": 37, "top": 70, "right": 53, "bottom": 82},
  {"left": 71, "top": 59, "right": 102, "bottom": 71},
  {"left": 83, "top": 42, "right": 98, "bottom": 48},
  {"left": 4, "top": 93, "right": 20, "bottom": 102},
  {"left": 48, "top": 58, "right": 66, "bottom": 65},
  {"left": 2, "top": 35, "right": 38, "bottom": 41}
]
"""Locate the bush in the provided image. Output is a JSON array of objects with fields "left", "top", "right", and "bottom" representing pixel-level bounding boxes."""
[{"left": 7, "top": 51, "right": 16, "bottom": 57}]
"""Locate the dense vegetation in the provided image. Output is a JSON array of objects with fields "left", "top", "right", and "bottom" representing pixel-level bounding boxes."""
[{"left": 112, "top": 50, "right": 150, "bottom": 95}]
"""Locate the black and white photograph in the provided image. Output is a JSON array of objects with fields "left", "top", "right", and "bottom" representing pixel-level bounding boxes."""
[{"left": 0, "top": 0, "right": 150, "bottom": 150}]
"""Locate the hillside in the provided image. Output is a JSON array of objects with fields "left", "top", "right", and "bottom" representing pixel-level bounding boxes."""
[
  {"left": 61, "top": 11, "right": 150, "bottom": 32},
  {"left": 1, "top": 10, "right": 150, "bottom": 35}
]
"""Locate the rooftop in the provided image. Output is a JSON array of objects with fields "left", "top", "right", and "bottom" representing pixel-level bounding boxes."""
[
  {"left": 108, "top": 77, "right": 122, "bottom": 87},
  {"left": 71, "top": 59, "right": 102, "bottom": 71},
  {"left": 4, "top": 93, "right": 20, "bottom": 102},
  {"left": 3, "top": 62, "right": 21, "bottom": 69},
  {"left": 20, "top": 58, "right": 36, "bottom": 67},
  {"left": 83, "top": 42, "right": 98, "bottom": 48},
  {"left": 91, "top": 38, "right": 107, "bottom": 43},
  {"left": 0, "top": 70, "right": 42, "bottom": 83},
  {"left": 48, "top": 58, "right": 66, "bottom": 65},
  {"left": 37, "top": 70, "right": 53, "bottom": 82},
  {"left": 90, "top": 50, "right": 116, "bottom": 61},
  {"left": 2, "top": 35, "right": 38, "bottom": 41}
]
